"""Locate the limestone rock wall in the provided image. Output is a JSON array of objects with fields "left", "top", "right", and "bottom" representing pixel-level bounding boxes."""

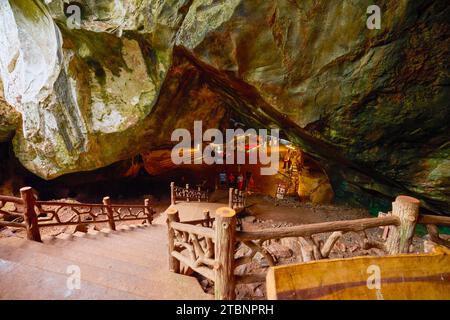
[{"left": 0, "top": 0, "right": 448, "bottom": 213}]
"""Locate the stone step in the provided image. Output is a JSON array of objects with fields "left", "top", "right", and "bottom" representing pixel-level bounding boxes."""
[
  {"left": 0, "top": 244, "right": 208, "bottom": 299},
  {"left": 0, "top": 237, "right": 164, "bottom": 281},
  {"left": 0, "top": 212, "right": 213, "bottom": 300},
  {"left": 0, "top": 258, "right": 142, "bottom": 300},
  {"left": 103, "top": 235, "right": 167, "bottom": 254},
  {"left": 45, "top": 233, "right": 167, "bottom": 267},
  {"left": 77, "top": 228, "right": 168, "bottom": 255}
]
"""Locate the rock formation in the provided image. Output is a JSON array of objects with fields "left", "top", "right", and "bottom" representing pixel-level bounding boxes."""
[{"left": 0, "top": 0, "right": 448, "bottom": 213}]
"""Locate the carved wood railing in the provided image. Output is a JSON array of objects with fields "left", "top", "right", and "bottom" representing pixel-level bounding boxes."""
[
  {"left": 233, "top": 215, "right": 401, "bottom": 286},
  {"left": 36, "top": 200, "right": 154, "bottom": 227},
  {"left": 0, "top": 187, "right": 156, "bottom": 242},
  {"left": 170, "top": 182, "right": 209, "bottom": 205},
  {"left": 167, "top": 195, "right": 450, "bottom": 300}
]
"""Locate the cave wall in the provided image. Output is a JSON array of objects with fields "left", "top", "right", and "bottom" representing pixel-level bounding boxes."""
[{"left": 0, "top": 0, "right": 448, "bottom": 213}]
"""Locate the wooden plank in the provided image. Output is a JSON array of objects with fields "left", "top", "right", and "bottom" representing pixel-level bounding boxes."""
[
  {"left": 237, "top": 216, "right": 400, "bottom": 241},
  {"left": 266, "top": 246, "right": 450, "bottom": 300}
]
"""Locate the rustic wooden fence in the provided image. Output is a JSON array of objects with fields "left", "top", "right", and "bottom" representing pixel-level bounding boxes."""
[
  {"left": 166, "top": 195, "right": 450, "bottom": 300},
  {"left": 170, "top": 182, "right": 209, "bottom": 205},
  {"left": 0, "top": 187, "right": 155, "bottom": 242},
  {"left": 228, "top": 188, "right": 246, "bottom": 210}
]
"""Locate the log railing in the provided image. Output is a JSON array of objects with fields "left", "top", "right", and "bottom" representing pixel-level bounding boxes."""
[
  {"left": 418, "top": 214, "right": 450, "bottom": 249},
  {"left": 170, "top": 182, "right": 209, "bottom": 205},
  {"left": 228, "top": 188, "right": 246, "bottom": 210},
  {"left": 0, "top": 187, "right": 156, "bottom": 242},
  {"left": 167, "top": 207, "right": 217, "bottom": 283},
  {"left": 167, "top": 195, "right": 450, "bottom": 300}
]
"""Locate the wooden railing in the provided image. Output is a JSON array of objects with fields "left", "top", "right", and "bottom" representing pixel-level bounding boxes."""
[
  {"left": 170, "top": 182, "right": 209, "bottom": 205},
  {"left": 228, "top": 188, "right": 246, "bottom": 210},
  {"left": 167, "top": 195, "right": 450, "bottom": 300},
  {"left": 0, "top": 187, "right": 156, "bottom": 242}
]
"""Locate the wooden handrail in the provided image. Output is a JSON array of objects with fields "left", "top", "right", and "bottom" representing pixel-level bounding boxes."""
[
  {"left": 171, "top": 251, "right": 215, "bottom": 281},
  {"left": 418, "top": 215, "right": 450, "bottom": 227},
  {"left": 181, "top": 217, "right": 215, "bottom": 225},
  {"left": 36, "top": 201, "right": 105, "bottom": 207},
  {"left": 236, "top": 216, "right": 400, "bottom": 241},
  {"left": 37, "top": 201, "right": 150, "bottom": 209},
  {"left": 0, "top": 195, "right": 24, "bottom": 204},
  {"left": 0, "top": 187, "right": 156, "bottom": 242}
]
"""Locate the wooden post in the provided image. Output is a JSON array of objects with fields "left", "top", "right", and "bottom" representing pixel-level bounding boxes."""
[
  {"left": 170, "top": 182, "right": 175, "bottom": 205},
  {"left": 20, "top": 187, "right": 41, "bottom": 242},
  {"left": 215, "top": 207, "right": 236, "bottom": 300},
  {"left": 144, "top": 198, "right": 153, "bottom": 224},
  {"left": 167, "top": 208, "right": 180, "bottom": 273},
  {"left": 228, "top": 188, "right": 233, "bottom": 208},
  {"left": 198, "top": 186, "right": 201, "bottom": 202},
  {"left": 238, "top": 191, "right": 243, "bottom": 208},
  {"left": 103, "top": 197, "right": 116, "bottom": 231},
  {"left": 386, "top": 195, "right": 420, "bottom": 254},
  {"left": 186, "top": 184, "right": 189, "bottom": 202}
]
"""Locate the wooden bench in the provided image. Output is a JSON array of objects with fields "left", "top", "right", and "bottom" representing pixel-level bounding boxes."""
[{"left": 266, "top": 245, "right": 450, "bottom": 300}]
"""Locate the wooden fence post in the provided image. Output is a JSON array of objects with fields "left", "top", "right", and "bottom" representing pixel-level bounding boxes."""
[
  {"left": 167, "top": 208, "right": 180, "bottom": 273},
  {"left": 170, "top": 182, "right": 175, "bottom": 205},
  {"left": 228, "top": 188, "right": 234, "bottom": 208},
  {"left": 20, "top": 187, "right": 41, "bottom": 242},
  {"left": 215, "top": 207, "right": 236, "bottom": 300},
  {"left": 103, "top": 197, "right": 116, "bottom": 231},
  {"left": 144, "top": 198, "right": 153, "bottom": 224},
  {"left": 386, "top": 195, "right": 420, "bottom": 254}
]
